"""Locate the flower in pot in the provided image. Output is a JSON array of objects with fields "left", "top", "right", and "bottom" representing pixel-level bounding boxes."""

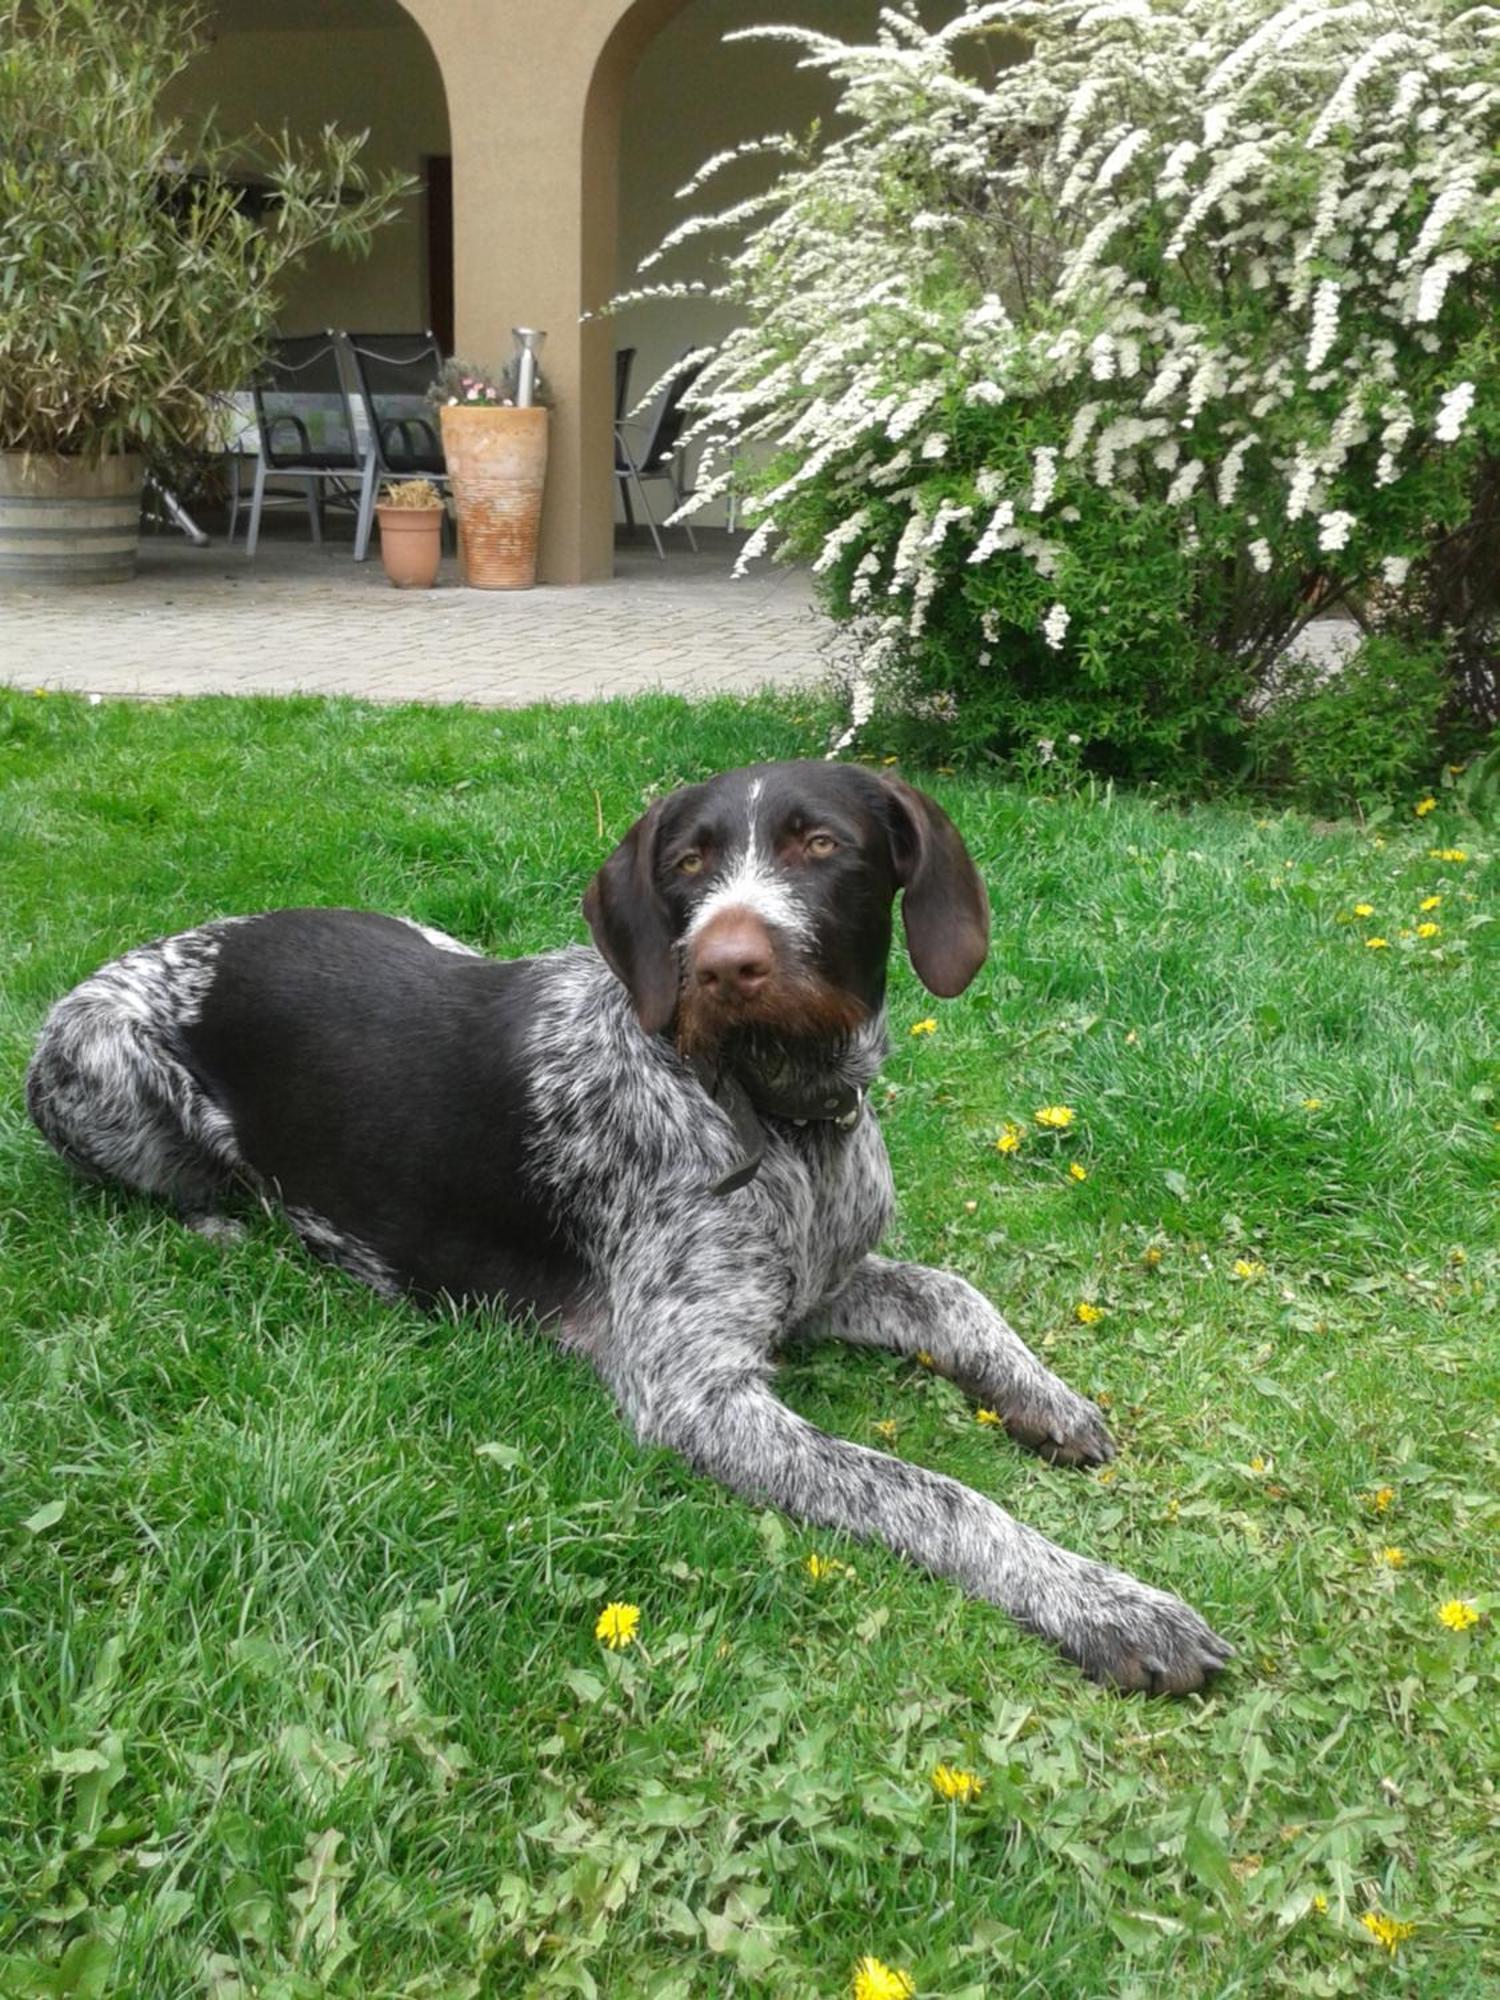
[
  {"left": 0, "top": 0, "right": 413, "bottom": 585},
  {"left": 429, "top": 356, "right": 552, "bottom": 590},
  {"left": 375, "top": 479, "right": 446, "bottom": 589}
]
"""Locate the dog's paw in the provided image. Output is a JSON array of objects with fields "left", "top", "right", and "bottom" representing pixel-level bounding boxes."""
[
  {"left": 1059, "top": 1579, "right": 1233, "bottom": 1695},
  {"left": 1003, "top": 1387, "right": 1117, "bottom": 1468}
]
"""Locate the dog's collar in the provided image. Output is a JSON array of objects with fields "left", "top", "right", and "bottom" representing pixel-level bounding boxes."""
[{"left": 688, "top": 1054, "right": 863, "bottom": 1197}]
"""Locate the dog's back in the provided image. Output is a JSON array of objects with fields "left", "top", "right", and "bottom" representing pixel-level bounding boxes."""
[{"left": 28, "top": 909, "right": 589, "bottom": 1315}]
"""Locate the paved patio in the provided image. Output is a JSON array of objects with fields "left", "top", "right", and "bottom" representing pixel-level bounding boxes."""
[{"left": 0, "top": 522, "right": 830, "bottom": 706}]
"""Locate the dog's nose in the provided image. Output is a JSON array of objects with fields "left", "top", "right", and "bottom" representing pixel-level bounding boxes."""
[{"left": 694, "top": 912, "right": 773, "bottom": 1001}]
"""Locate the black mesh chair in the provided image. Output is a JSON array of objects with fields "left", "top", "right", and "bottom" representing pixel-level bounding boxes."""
[
  {"left": 614, "top": 346, "right": 637, "bottom": 529},
  {"left": 614, "top": 355, "right": 702, "bottom": 558},
  {"left": 245, "top": 333, "right": 375, "bottom": 557},
  {"left": 340, "top": 330, "right": 450, "bottom": 560}
]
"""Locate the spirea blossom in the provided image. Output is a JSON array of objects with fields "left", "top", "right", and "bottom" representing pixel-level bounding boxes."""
[
  {"left": 1317, "top": 510, "right": 1356, "bottom": 552},
  {"left": 1029, "top": 447, "right": 1059, "bottom": 513},
  {"left": 1306, "top": 280, "right": 1340, "bottom": 370},
  {"left": 1433, "top": 381, "right": 1475, "bottom": 442},
  {"left": 1042, "top": 602, "right": 1071, "bottom": 650}
]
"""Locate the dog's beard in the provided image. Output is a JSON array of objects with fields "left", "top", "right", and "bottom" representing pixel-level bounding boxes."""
[{"left": 674, "top": 966, "right": 867, "bottom": 1072}]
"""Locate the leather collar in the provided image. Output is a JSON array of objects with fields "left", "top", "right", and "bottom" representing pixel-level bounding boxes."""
[{"left": 688, "top": 1052, "right": 863, "bottom": 1197}]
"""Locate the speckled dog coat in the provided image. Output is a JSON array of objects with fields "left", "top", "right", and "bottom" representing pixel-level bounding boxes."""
[{"left": 26, "top": 760, "right": 1230, "bottom": 1691}]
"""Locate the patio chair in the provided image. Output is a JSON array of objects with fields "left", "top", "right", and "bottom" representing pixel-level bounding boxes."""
[
  {"left": 614, "top": 346, "right": 636, "bottom": 530},
  {"left": 339, "top": 330, "right": 451, "bottom": 561},
  {"left": 245, "top": 333, "right": 375, "bottom": 558},
  {"left": 614, "top": 355, "right": 702, "bottom": 558}
]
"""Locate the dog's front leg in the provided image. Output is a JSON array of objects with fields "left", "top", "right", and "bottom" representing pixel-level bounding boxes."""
[
  {"left": 821, "top": 1254, "right": 1116, "bottom": 1466},
  {"left": 600, "top": 1257, "right": 1226, "bottom": 1692}
]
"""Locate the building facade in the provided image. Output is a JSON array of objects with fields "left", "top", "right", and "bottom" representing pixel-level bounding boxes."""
[{"left": 175, "top": 1, "right": 894, "bottom": 582}]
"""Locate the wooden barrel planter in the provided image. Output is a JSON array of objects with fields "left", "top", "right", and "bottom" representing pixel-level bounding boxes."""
[
  {"left": 0, "top": 453, "right": 144, "bottom": 584},
  {"left": 438, "top": 406, "right": 548, "bottom": 589}
]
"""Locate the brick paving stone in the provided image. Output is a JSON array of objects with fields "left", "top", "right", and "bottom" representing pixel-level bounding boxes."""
[{"left": 0, "top": 523, "right": 831, "bottom": 707}]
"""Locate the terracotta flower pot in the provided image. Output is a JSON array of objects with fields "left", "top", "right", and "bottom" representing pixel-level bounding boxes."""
[
  {"left": 438, "top": 404, "right": 549, "bottom": 589},
  {"left": 375, "top": 504, "right": 444, "bottom": 589}
]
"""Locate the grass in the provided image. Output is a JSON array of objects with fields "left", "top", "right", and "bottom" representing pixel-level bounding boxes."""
[{"left": 0, "top": 684, "right": 1496, "bottom": 1999}]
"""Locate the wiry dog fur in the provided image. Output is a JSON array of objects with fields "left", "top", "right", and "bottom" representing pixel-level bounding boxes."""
[{"left": 26, "top": 760, "right": 1231, "bottom": 1692}]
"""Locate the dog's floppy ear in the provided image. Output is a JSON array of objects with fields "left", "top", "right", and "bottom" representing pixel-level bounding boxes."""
[
  {"left": 582, "top": 799, "right": 679, "bottom": 1034},
  {"left": 880, "top": 776, "right": 990, "bottom": 996}
]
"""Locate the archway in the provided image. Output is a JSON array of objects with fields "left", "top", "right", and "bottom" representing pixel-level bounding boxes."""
[{"left": 169, "top": 0, "right": 452, "bottom": 343}]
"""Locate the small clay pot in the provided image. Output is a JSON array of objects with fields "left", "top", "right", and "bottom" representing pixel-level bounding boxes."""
[{"left": 376, "top": 504, "right": 444, "bottom": 588}]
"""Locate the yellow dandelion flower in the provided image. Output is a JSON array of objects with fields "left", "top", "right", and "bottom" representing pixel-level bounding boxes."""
[
  {"left": 873, "top": 1419, "right": 899, "bottom": 1442},
  {"left": 1370, "top": 1485, "right": 1396, "bottom": 1513},
  {"left": 852, "top": 1958, "right": 915, "bottom": 2000},
  {"left": 995, "top": 1123, "right": 1023, "bottom": 1154},
  {"left": 1353, "top": 902, "right": 1375, "bottom": 918},
  {"left": 1414, "top": 797, "right": 1437, "bottom": 817},
  {"left": 909, "top": 1017, "right": 938, "bottom": 1037},
  {"left": 931, "top": 1763, "right": 984, "bottom": 1803},
  {"left": 1142, "top": 1245, "right": 1163, "bottom": 1267},
  {"left": 1312, "top": 1894, "right": 1328, "bottom": 1915},
  {"left": 1432, "top": 847, "right": 1469, "bottom": 862},
  {"left": 1035, "top": 1104, "right": 1075, "bottom": 1129},
  {"left": 975, "top": 1408, "right": 1002, "bottom": 1426},
  {"left": 1378, "top": 1547, "right": 1405, "bottom": 1567},
  {"left": 1301, "top": 1097, "right": 1324, "bottom": 1111},
  {"left": 806, "top": 1552, "right": 848, "bottom": 1580},
  {"left": 1420, "top": 895, "right": 1442, "bottom": 911},
  {"left": 914, "top": 1349, "right": 935, "bottom": 1368},
  {"left": 1233, "top": 1259, "right": 1264, "bottom": 1280},
  {"left": 1417, "top": 921, "right": 1439, "bottom": 938},
  {"left": 1361, "top": 1911, "right": 1416, "bottom": 1954},
  {"left": 595, "top": 1601, "right": 640, "bottom": 1650},
  {"left": 1437, "top": 1598, "right": 1479, "bottom": 1631},
  {"left": 1069, "top": 1162, "right": 1089, "bottom": 1182},
  {"left": 1249, "top": 1455, "right": 1267, "bottom": 1474},
  {"left": 1075, "top": 1301, "right": 1105, "bottom": 1324},
  {"left": 1365, "top": 936, "right": 1389, "bottom": 950}
]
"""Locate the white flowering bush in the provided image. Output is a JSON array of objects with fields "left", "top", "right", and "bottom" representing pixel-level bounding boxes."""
[{"left": 626, "top": 0, "right": 1500, "bottom": 788}]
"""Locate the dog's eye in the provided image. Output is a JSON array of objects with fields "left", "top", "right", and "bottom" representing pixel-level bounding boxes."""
[
  {"left": 676, "top": 852, "right": 705, "bottom": 876},
  {"left": 805, "top": 832, "right": 839, "bottom": 859}
]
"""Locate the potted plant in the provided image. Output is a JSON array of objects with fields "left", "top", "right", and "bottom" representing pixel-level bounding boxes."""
[
  {"left": 430, "top": 357, "right": 552, "bottom": 590},
  {"left": 0, "top": 0, "right": 412, "bottom": 585},
  {"left": 375, "top": 479, "right": 446, "bottom": 589}
]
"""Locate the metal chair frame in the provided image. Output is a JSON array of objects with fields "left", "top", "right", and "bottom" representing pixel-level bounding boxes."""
[
  {"left": 244, "top": 332, "right": 376, "bottom": 558},
  {"left": 338, "top": 330, "right": 452, "bottom": 561},
  {"left": 614, "top": 356, "right": 701, "bottom": 559}
]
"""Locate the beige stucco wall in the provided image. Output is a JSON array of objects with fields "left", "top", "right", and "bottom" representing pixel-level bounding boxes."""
[
  {"left": 615, "top": 2, "right": 899, "bottom": 530},
  {"left": 162, "top": 16, "right": 448, "bottom": 335}
]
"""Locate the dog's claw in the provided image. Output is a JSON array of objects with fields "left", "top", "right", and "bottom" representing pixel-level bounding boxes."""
[
  {"left": 1004, "top": 1390, "right": 1116, "bottom": 1468},
  {"left": 1060, "top": 1584, "right": 1234, "bottom": 1695}
]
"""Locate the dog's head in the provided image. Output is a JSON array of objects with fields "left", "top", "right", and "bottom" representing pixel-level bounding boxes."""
[{"left": 582, "top": 761, "right": 989, "bottom": 1051}]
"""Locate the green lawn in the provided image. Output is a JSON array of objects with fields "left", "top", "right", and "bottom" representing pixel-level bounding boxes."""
[{"left": 1, "top": 686, "right": 1496, "bottom": 2000}]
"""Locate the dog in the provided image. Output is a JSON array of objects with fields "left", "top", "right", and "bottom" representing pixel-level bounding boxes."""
[{"left": 26, "top": 759, "right": 1230, "bottom": 1692}]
